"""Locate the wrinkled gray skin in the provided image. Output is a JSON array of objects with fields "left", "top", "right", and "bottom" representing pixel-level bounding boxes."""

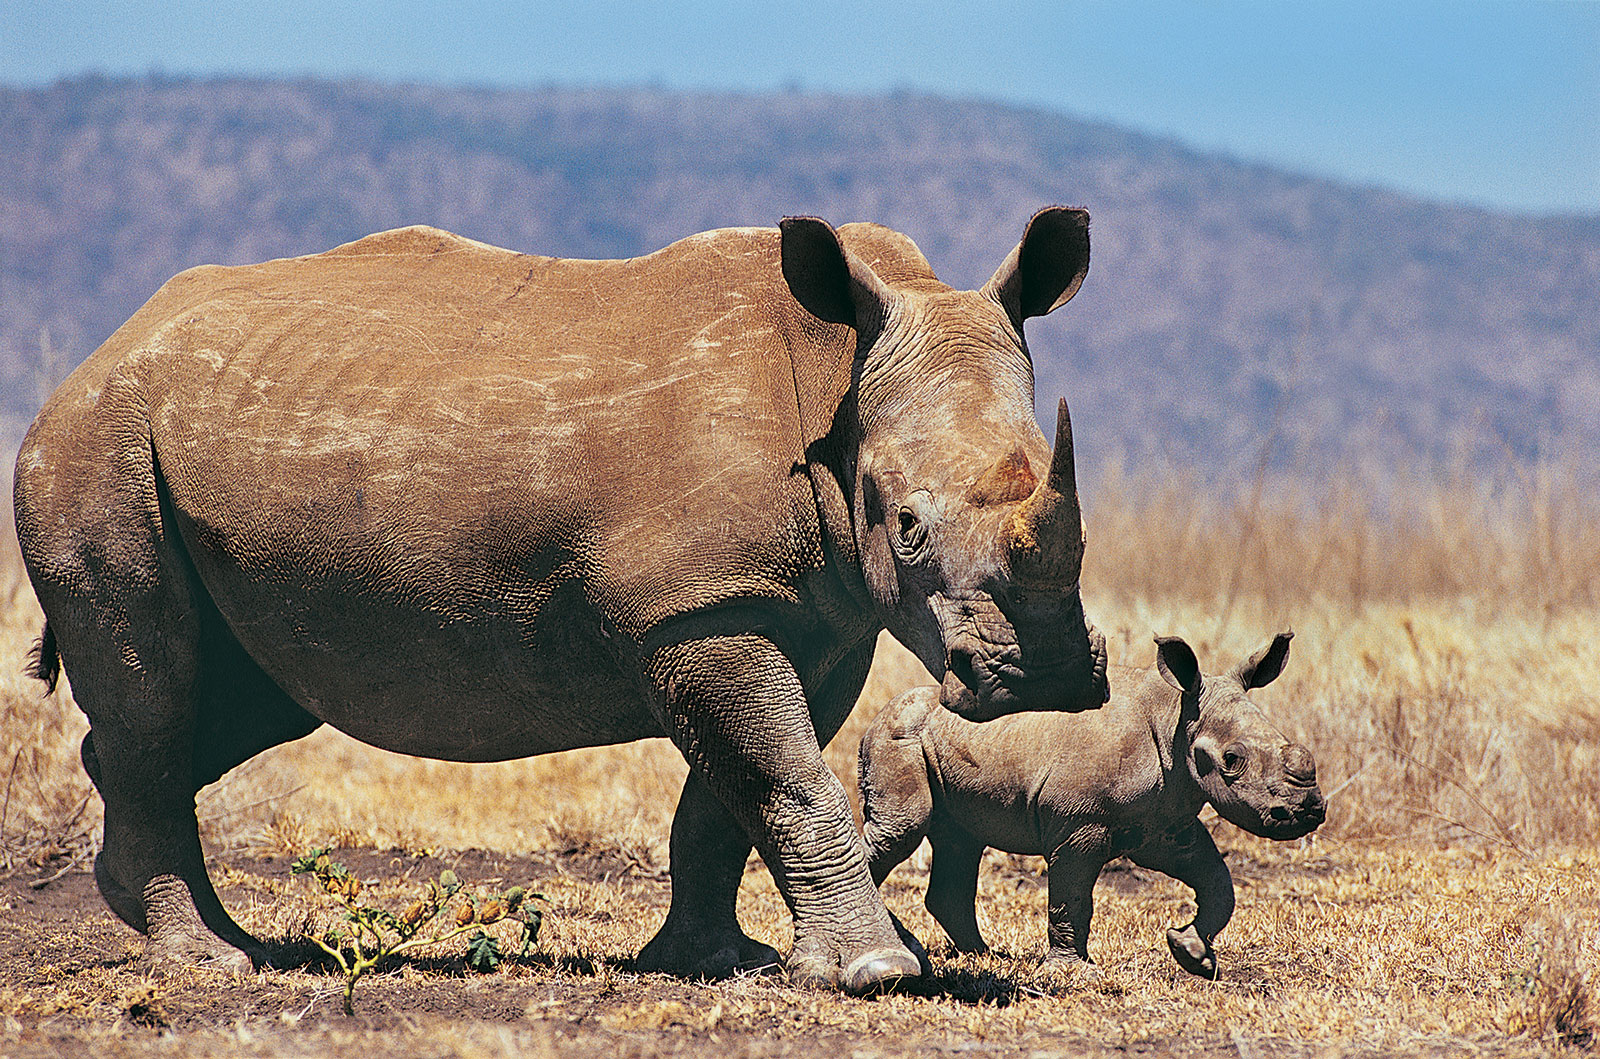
[
  {"left": 13, "top": 209, "right": 1110, "bottom": 993},
  {"left": 859, "top": 633, "right": 1324, "bottom": 980}
]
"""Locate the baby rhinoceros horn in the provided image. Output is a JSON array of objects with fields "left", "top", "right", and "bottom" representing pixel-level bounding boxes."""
[
  {"left": 1282, "top": 743, "right": 1317, "bottom": 786},
  {"left": 1005, "top": 399, "right": 1084, "bottom": 588}
]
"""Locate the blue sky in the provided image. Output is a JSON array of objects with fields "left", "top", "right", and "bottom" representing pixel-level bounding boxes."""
[{"left": 6, "top": 1, "right": 1597, "bottom": 215}]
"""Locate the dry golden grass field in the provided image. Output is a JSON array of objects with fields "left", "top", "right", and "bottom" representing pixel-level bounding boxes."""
[{"left": 1, "top": 458, "right": 1597, "bottom": 1058}]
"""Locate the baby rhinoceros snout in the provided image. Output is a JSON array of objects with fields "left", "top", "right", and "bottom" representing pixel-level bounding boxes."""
[{"left": 1265, "top": 742, "right": 1325, "bottom": 836}]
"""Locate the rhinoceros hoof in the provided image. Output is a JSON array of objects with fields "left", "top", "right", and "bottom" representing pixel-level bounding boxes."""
[
  {"left": 787, "top": 938, "right": 923, "bottom": 994},
  {"left": 1166, "top": 925, "right": 1218, "bottom": 980},
  {"left": 139, "top": 939, "right": 256, "bottom": 980},
  {"left": 843, "top": 948, "right": 924, "bottom": 995},
  {"left": 635, "top": 930, "right": 781, "bottom": 981},
  {"left": 138, "top": 874, "right": 259, "bottom": 979}
]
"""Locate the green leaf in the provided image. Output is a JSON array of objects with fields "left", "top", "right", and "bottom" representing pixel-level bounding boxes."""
[
  {"left": 464, "top": 930, "right": 501, "bottom": 973},
  {"left": 291, "top": 847, "right": 332, "bottom": 875},
  {"left": 515, "top": 907, "right": 543, "bottom": 958},
  {"left": 370, "top": 910, "right": 401, "bottom": 932}
]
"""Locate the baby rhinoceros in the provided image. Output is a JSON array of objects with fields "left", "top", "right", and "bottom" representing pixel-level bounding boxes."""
[{"left": 858, "top": 632, "right": 1325, "bottom": 980}]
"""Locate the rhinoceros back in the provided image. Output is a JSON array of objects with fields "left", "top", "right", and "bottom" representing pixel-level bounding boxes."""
[{"left": 14, "top": 225, "right": 856, "bottom": 757}]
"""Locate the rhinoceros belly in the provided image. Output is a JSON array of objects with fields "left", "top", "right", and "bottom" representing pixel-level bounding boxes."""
[{"left": 173, "top": 499, "right": 667, "bottom": 760}]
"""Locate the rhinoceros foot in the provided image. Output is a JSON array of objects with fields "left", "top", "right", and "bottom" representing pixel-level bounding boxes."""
[
  {"left": 138, "top": 875, "right": 259, "bottom": 979},
  {"left": 635, "top": 925, "right": 782, "bottom": 981},
  {"left": 786, "top": 931, "right": 925, "bottom": 994},
  {"left": 1166, "top": 924, "right": 1218, "bottom": 980}
]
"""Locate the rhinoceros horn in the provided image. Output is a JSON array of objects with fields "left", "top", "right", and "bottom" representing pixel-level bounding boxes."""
[{"left": 1006, "top": 398, "right": 1084, "bottom": 588}]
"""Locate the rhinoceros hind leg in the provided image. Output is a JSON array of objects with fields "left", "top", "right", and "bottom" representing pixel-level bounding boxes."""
[
  {"left": 25, "top": 429, "right": 276, "bottom": 975},
  {"left": 924, "top": 827, "right": 988, "bottom": 953},
  {"left": 55, "top": 567, "right": 265, "bottom": 970},
  {"left": 91, "top": 732, "right": 266, "bottom": 973},
  {"left": 89, "top": 763, "right": 265, "bottom": 975},
  {"left": 635, "top": 774, "right": 781, "bottom": 979}
]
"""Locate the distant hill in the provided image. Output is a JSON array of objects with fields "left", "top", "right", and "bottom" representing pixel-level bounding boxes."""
[{"left": 3, "top": 75, "right": 1597, "bottom": 475}]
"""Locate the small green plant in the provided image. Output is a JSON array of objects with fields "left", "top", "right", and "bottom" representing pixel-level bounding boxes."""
[{"left": 291, "top": 848, "right": 544, "bottom": 1014}]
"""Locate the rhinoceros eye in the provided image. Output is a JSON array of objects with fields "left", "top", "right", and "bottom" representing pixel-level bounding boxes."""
[
  {"left": 1221, "top": 744, "right": 1247, "bottom": 778},
  {"left": 895, "top": 506, "right": 928, "bottom": 556},
  {"left": 891, "top": 493, "right": 935, "bottom": 565}
]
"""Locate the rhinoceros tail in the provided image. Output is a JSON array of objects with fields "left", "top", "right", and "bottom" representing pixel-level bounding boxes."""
[{"left": 28, "top": 622, "right": 61, "bottom": 695}]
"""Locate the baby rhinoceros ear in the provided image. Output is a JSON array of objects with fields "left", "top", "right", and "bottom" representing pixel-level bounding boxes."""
[
  {"left": 1154, "top": 636, "right": 1202, "bottom": 696},
  {"left": 1231, "top": 630, "right": 1294, "bottom": 690}
]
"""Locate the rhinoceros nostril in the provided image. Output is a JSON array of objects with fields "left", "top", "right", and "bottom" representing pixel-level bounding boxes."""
[{"left": 1269, "top": 806, "right": 1293, "bottom": 821}]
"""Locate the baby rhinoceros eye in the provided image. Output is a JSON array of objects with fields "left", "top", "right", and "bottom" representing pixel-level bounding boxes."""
[{"left": 1220, "top": 743, "right": 1248, "bottom": 779}]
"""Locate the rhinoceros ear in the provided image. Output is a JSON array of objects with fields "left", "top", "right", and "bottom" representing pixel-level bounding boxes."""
[
  {"left": 982, "top": 206, "right": 1090, "bottom": 325},
  {"left": 779, "top": 216, "right": 892, "bottom": 329},
  {"left": 1155, "top": 635, "right": 1202, "bottom": 696},
  {"left": 1233, "top": 630, "right": 1293, "bottom": 690}
]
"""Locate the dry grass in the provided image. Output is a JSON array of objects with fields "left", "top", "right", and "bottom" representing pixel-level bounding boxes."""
[{"left": 2, "top": 461, "right": 1598, "bottom": 1055}]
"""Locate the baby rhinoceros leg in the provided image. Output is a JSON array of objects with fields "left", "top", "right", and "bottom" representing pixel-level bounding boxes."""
[
  {"left": 855, "top": 714, "right": 937, "bottom": 977},
  {"left": 859, "top": 732, "right": 935, "bottom": 889},
  {"left": 1128, "top": 820, "right": 1234, "bottom": 980},
  {"left": 1042, "top": 848, "right": 1104, "bottom": 968},
  {"left": 1033, "top": 846, "right": 1110, "bottom": 992},
  {"left": 924, "top": 825, "right": 988, "bottom": 953}
]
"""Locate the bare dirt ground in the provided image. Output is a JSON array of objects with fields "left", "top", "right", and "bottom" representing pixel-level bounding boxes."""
[
  {"left": 2, "top": 838, "right": 1589, "bottom": 1059},
  {"left": 0, "top": 847, "right": 1132, "bottom": 1059}
]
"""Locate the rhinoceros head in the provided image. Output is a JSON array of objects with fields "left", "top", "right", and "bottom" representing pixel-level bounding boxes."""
[
  {"left": 780, "top": 208, "right": 1110, "bottom": 720},
  {"left": 1155, "top": 632, "right": 1326, "bottom": 840}
]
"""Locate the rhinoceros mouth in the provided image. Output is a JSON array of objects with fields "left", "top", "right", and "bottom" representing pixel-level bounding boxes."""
[
  {"left": 1252, "top": 792, "right": 1327, "bottom": 839},
  {"left": 936, "top": 619, "right": 1109, "bottom": 720}
]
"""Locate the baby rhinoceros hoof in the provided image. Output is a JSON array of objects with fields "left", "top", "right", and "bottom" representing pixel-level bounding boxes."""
[{"left": 1166, "top": 925, "right": 1218, "bottom": 980}]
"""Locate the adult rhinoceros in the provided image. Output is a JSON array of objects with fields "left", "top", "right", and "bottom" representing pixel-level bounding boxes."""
[{"left": 13, "top": 209, "right": 1109, "bottom": 993}]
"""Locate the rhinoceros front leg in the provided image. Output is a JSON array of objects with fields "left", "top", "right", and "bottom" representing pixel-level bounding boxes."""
[
  {"left": 634, "top": 772, "right": 781, "bottom": 978},
  {"left": 1129, "top": 820, "right": 1234, "bottom": 980},
  {"left": 644, "top": 634, "right": 921, "bottom": 993},
  {"left": 637, "top": 637, "right": 881, "bottom": 980},
  {"left": 1043, "top": 847, "right": 1105, "bottom": 969}
]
